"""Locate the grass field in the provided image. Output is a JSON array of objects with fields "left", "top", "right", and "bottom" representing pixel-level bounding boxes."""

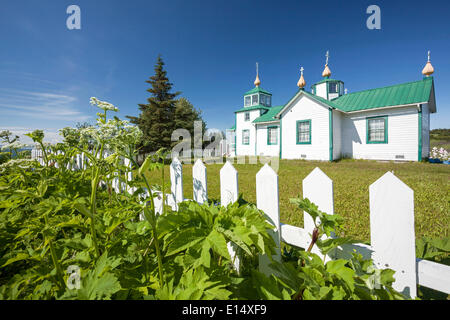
[
  {"left": 430, "top": 128, "right": 450, "bottom": 150},
  {"left": 144, "top": 158, "right": 449, "bottom": 243}
]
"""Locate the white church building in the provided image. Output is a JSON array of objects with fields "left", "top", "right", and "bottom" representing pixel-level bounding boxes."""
[{"left": 229, "top": 52, "right": 436, "bottom": 162}]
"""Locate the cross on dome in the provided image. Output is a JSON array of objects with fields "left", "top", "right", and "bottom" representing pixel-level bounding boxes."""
[
  {"left": 322, "top": 50, "right": 332, "bottom": 78},
  {"left": 422, "top": 50, "right": 434, "bottom": 77},
  {"left": 297, "top": 66, "right": 306, "bottom": 89}
]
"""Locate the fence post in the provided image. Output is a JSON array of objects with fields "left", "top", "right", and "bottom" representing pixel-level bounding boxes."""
[
  {"left": 302, "top": 167, "right": 334, "bottom": 260},
  {"left": 220, "top": 161, "right": 238, "bottom": 206},
  {"left": 170, "top": 157, "right": 183, "bottom": 210},
  {"left": 369, "top": 171, "right": 416, "bottom": 298},
  {"left": 220, "top": 161, "right": 240, "bottom": 271},
  {"left": 193, "top": 159, "right": 208, "bottom": 204},
  {"left": 256, "top": 164, "right": 281, "bottom": 275}
]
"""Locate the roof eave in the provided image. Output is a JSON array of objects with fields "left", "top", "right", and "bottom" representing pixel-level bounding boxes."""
[{"left": 342, "top": 102, "right": 428, "bottom": 114}]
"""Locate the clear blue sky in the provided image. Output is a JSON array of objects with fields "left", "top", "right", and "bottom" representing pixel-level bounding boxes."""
[{"left": 1, "top": 0, "right": 449, "bottom": 143}]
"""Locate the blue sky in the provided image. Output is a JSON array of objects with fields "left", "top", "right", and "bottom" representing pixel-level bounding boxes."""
[{"left": 1, "top": 0, "right": 449, "bottom": 143}]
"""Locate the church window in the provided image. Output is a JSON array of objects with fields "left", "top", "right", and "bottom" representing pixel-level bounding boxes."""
[
  {"left": 260, "top": 95, "right": 266, "bottom": 106},
  {"left": 367, "top": 116, "right": 388, "bottom": 143},
  {"left": 244, "top": 96, "right": 251, "bottom": 106},
  {"left": 242, "top": 130, "right": 250, "bottom": 145},
  {"left": 244, "top": 112, "right": 250, "bottom": 121},
  {"left": 329, "top": 82, "right": 338, "bottom": 93},
  {"left": 296, "top": 120, "right": 311, "bottom": 144},
  {"left": 267, "top": 126, "right": 278, "bottom": 145},
  {"left": 252, "top": 94, "right": 258, "bottom": 105}
]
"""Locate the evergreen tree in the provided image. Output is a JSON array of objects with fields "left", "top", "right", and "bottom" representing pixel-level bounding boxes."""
[
  {"left": 173, "top": 98, "right": 207, "bottom": 150},
  {"left": 127, "top": 55, "right": 180, "bottom": 153}
]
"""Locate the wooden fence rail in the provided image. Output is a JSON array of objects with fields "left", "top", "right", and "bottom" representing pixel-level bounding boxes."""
[{"left": 31, "top": 149, "right": 450, "bottom": 298}]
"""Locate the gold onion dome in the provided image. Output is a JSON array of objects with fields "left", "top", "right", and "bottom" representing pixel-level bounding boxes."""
[
  {"left": 322, "top": 64, "right": 331, "bottom": 78},
  {"left": 254, "top": 62, "right": 261, "bottom": 87},
  {"left": 297, "top": 67, "right": 306, "bottom": 88},
  {"left": 422, "top": 51, "right": 434, "bottom": 77},
  {"left": 254, "top": 74, "right": 261, "bottom": 87}
]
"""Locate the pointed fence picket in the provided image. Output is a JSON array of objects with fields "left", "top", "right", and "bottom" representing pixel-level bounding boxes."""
[
  {"left": 193, "top": 159, "right": 207, "bottom": 204},
  {"left": 369, "top": 171, "right": 416, "bottom": 297},
  {"left": 256, "top": 164, "right": 281, "bottom": 274},
  {"left": 219, "top": 161, "right": 240, "bottom": 272},
  {"left": 302, "top": 167, "right": 334, "bottom": 261},
  {"left": 29, "top": 147, "right": 450, "bottom": 297},
  {"left": 220, "top": 161, "right": 238, "bottom": 206},
  {"left": 170, "top": 157, "right": 183, "bottom": 209}
]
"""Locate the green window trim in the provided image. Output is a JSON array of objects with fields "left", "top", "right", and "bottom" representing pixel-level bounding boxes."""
[
  {"left": 267, "top": 126, "right": 278, "bottom": 145},
  {"left": 366, "top": 116, "right": 388, "bottom": 144},
  {"left": 242, "top": 129, "right": 250, "bottom": 145},
  {"left": 279, "top": 119, "right": 283, "bottom": 159},
  {"left": 296, "top": 119, "right": 312, "bottom": 145},
  {"left": 329, "top": 109, "right": 333, "bottom": 161},
  {"left": 418, "top": 106, "right": 422, "bottom": 161}
]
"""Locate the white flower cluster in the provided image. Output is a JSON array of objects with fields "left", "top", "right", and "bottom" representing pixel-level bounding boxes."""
[
  {"left": 430, "top": 147, "right": 449, "bottom": 161},
  {"left": 0, "top": 158, "right": 36, "bottom": 171},
  {"left": 90, "top": 97, "right": 118, "bottom": 112},
  {"left": 79, "top": 118, "right": 142, "bottom": 150},
  {"left": 1, "top": 141, "right": 26, "bottom": 151}
]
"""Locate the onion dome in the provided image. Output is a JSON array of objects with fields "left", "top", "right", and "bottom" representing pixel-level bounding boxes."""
[
  {"left": 254, "top": 62, "right": 261, "bottom": 87},
  {"left": 322, "top": 50, "right": 332, "bottom": 78},
  {"left": 422, "top": 50, "right": 434, "bottom": 77},
  {"left": 297, "top": 67, "right": 306, "bottom": 89}
]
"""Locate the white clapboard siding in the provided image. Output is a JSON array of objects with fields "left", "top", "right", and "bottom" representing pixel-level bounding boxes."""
[
  {"left": 256, "top": 164, "right": 281, "bottom": 275},
  {"left": 193, "top": 159, "right": 208, "bottom": 204},
  {"left": 369, "top": 171, "right": 417, "bottom": 298}
]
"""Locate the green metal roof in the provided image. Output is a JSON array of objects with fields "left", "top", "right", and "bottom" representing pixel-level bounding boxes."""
[
  {"left": 243, "top": 86, "right": 272, "bottom": 96},
  {"left": 313, "top": 78, "right": 344, "bottom": 86},
  {"left": 234, "top": 105, "right": 270, "bottom": 113},
  {"left": 331, "top": 77, "right": 434, "bottom": 112},
  {"left": 273, "top": 89, "right": 339, "bottom": 118},
  {"left": 253, "top": 105, "right": 284, "bottom": 123},
  {"left": 229, "top": 125, "right": 235, "bottom": 130}
]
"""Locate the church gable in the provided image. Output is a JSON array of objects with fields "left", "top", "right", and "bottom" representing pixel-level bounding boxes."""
[{"left": 231, "top": 51, "right": 436, "bottom": 162}]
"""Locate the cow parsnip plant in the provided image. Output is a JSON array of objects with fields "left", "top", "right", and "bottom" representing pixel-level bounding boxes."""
[{"left": 0, "top": 98, "right": 408, "bottom": 300}]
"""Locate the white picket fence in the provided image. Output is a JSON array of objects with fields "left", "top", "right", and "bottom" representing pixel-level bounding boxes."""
[{"left": 31, "top": 148, "right": 450, "bottom": 298}]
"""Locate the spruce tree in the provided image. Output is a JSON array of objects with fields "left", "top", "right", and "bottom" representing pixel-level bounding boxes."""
[
  {"left": 127, "top": 55, "right": 180, "bottom": 153},
  {"left": 173, "top": 98, "right": 207, "bottom": 150}
]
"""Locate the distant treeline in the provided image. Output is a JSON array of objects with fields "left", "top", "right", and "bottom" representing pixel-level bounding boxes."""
[{"left": 430, "top": 128, "right": 450, "bottom": 139}]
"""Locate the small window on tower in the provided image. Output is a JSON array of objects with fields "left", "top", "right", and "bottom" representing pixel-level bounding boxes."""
[
  {"left": 244, "top": 96, "right": 251, "bottom": 106},
  {"left": 252, "top": 94, "right": 258, "bottom": 105},
  {"left": 329, "top": 83, "right": 338, "bottom": 94},
  {"left": 260, "top": 95, "right": 266, "bottom": 106},
  {"left": 267, "top": 96, "right": 271, "bottom": 106},
  {"left": 244, "top": 112, "right": 250, "bottom": 121}
]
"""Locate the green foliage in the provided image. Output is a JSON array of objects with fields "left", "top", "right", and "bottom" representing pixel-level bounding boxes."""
[
  {"left": 127, "top": 56, "right": 207, "bottom": 154},
  {"left": 416, "top": 236, "right": 449, "bottom": 265},
  {"left": 0, "top": 99, "right": 419, "bottom": 300},
  {"left": 127, "top": 55, "right": 181, "bottom": 153}
]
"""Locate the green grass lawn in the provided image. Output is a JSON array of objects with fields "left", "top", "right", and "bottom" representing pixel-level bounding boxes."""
[{"left": 144, "top": 159, "right": 449, "bottom": 243}]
